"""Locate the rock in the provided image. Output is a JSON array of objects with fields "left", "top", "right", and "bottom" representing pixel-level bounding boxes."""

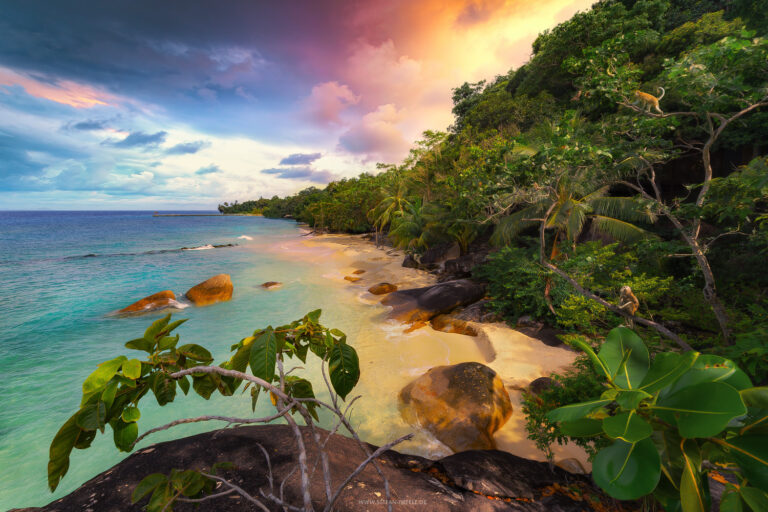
[
  {"left": 399, "top": 362, "right": 512, "bottom": 452},
  {"left": 420, "top": 243, "right": 460, "bottom": 267},
  {"left": 343, "top": 276, "right": 361, "bottom": 282},
  {"left": 185, "top": 274, "right": 233, "bottom": 306},
  {"left": 516, "top": 315, "right": 540, "bottom": 328},
  {"left": 368, "top": 282, "right": 397, "bottom": 295},
  {"left": 117, "top": 290, "right": 177, "bottom": 314},
  {"left": 430, "top": 314, "right": 478, "bottom": 337},
  {"left": 453, "top": 299, "right": 500, "bottom": 323},
  {"left": 528, "top": 377, "right": 559, "bottom": 396},
  {"left": 402, "top": 254, "right": 419, "bottom": 268},
  {"left": 381, "top": 279, "right": 486, "bottom": 323},
  {"left": 352, "top": 269, "right": 366, "bottom": 275},
  {"left": 261, "top": 281, "right": 282, "bottom": 289},
  {"left": 442, "top": 252, "right": 488, "bottom": 280},
  {"left": 516, "top": 323, "right": 566, "bottom": 347},
  {"left": 20, "top": 424, "right": 602, "bottom": 512},
  {"left": 555, "top": 458, "right": 588, "bottom": 475}
]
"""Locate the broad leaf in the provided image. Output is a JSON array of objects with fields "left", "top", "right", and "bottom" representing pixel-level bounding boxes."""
[
  {"left": 559, "top": 418, "right": 603, "bottom": 437},
  {"left": 741, "top": 387, "right": 768, "bottom": 409},
  {"left": 680, "top": 439, "right": 710, "bottom": 512},
  {"left": 249, "top": 327, "right": 277, "bottom": 383},
  {"left": 328, "top": 342, "right": 360, "bottom": 400},
  {"left": 640, "top": 351, "right": 699, "bottom": 393},
  {"left": 740, "top": 487, "right": 768, "bottom": 512},
  {"left": 616, "top": 389, "right": 652, "bottom": 410},
  {"left": 592, "top": 438, "right": 661, "bottom": 500},
  {"left": 132, "top": 473, "right": 167, "bottom": 504},
  {"left": 720, "top": 490, "right": 745, "bottom": 512},
  {"left": 151, "top": 374, "right": 177, "bottom": 406},
  {"left": 121, "top": 406, "right": 141, "bottom": 423},
  {"left": 602, "top": 411, "right": 652, "bottom": 443},
  {"left": 655, "top": 381, "right": 747, "bottom": 438},
  {"left": 667, "top": 355, "right": 752, "bottom": 395},
  {"left": 548, "top": 398, "right": 612, "bottom": 423},
  {"left": 82, "top": 356, "right": 127, "bottom": 401},
  {"left": 143, "top": 314, "right": 171, "bottom": 343},
  {"left": 76, "top": 401, "right": 107, "bottom": 431},
  {"left": 112, "top": 419, "right": 138, "bottom": 451},
  {"left": 122, "top": 358, "right": 142, "bottom": 380},
  {"left": 598, "top": 327, "right": 649, "bottom": 389},
  {"left": 177, "top": 344, "right": 213, "bottom": 362},
  {"left": 125, "top": 337, "right": 153, "bottom": 353},
  {"left": 48, "top": 413, "right": 86, "bottom": 491},
  {"left": 722, "top": 435, "right": 768, "bottom": 493},
  {"left": 568, "top": 337, "right": 612, "bottom": 379}
]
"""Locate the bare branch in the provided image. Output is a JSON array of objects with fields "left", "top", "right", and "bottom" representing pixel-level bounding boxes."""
[
  {"left": 200, "top": 472, "right": 272, "bottom": 512},
  {"left": 176, "top": 488, "right": 236, "bottom": 503}
]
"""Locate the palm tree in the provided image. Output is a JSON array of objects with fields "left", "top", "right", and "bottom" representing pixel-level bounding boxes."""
[
  {"left": 388, "top": 200, "right": 439, "bottom": 254},
  {"left": 369, "top": 179, "right": 411, "bottom": 246}
]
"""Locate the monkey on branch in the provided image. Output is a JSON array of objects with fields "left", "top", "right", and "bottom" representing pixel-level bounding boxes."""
[
  {"left": 632, "top": 87, "right": 665, "bottom": 114},
  {"left": 618, "top": 285, "right": 640, "bottom": 328}
]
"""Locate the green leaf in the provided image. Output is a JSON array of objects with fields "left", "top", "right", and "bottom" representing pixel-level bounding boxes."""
[
  {"left": 48, "top": 413, "right": 84, "bottom": 491},
  {"left": 655, "top": 382, "right": 747, "bottom": 438},
  {"left": 559, "top": 418, "right": 603, "bottom": 437},
  {"left": 112, "top": 419, "right": 138, "bottom": 451},
  {"left": 157, "top": 335, "right": 179, "bottom": 351},
  {"left": 741, "top": 487, "right": 768, "bottom": 512},
  {"left": 548, "top": 399, "right": 613, "bottom": 423},
  {"left": 151, "top": 374, "right": 177, "bottom": 406},
  {"left": 122, "top": 406, "right": 141, "bottom": 423},
  {"left": 82, "top": 356, "right": 127, "bottom": 401},
  {"left": 592, "top": 438, "right": 661, "bottom": 500},
  {"left": 741, "top": 387, "right": 768, "bottom": 409},
  {"left": 177, "top": 376, "right": 190, "bottom": 395},
  {"left": 122, "top": 358, "right": 142, "bottom": 380},
  {"left": 328, "top": 342, "right": 360, "bottom": 400},
  {"left": 568, "top": 338, "right": 612, "bottom": 379},
  {"left": 720, "top": 490, "right": 745, "bottom": 512},
  {"left": 144, "top": 314, "right": 171, "bottom": 343},
  {"left": 101, "top": 380, "right": 119, "bottom": 410},
  {"left": 177, "top": 344, "right": 213, "bottom": 362},
  {"left": 668, "top": 355, "right": 751, "bottom": 395},
  {"left": 722, "top": 435, "right": 768, "bottom": 493},
  {"left": 125, "top": 337, "right": 153, "bottom": 353},
  {"left": 680, "top": 439, "right": 710, "bottom": 512},
  {"left": 602, "top": 411, "right": 652, "bottom": 443},
  {"left": 249, "top": 327, "right": 277, "bottom": 383},
  {"left": 598, "top": 327, "right": 649, "bottom": 389},
  {"left": 76, "top": 401, "right": 107, "bottom": 431},
  {"left": 616, "top": 389, "right": 652, "bottom": 410},
  {"left": 132, "top": 473, "right": 167, "bottom": 504},
  {"left": 306, "top": 309, "right": 322, "bottom": 323},
  {"left": 640, "top": 351, "right": 699, "bottom": 393}
]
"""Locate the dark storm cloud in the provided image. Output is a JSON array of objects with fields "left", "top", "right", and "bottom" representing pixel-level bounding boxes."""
[
  {"left": 106, "top": 131, "right": 167, "bottom": 148},
  {"left": 260, "top": 166, "right": 335, "bottom": 183},
  {"left": 195, "top": 164, "right": 221, "bottom": 175},
  {"left": 166, "top": 140, "right": 210, "bottom": 155},
  {"left": 279, "top": 152, "right": 322, "bottom": 165}
]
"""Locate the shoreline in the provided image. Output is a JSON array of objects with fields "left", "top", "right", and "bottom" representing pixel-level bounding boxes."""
[{"left": 295, "top": 232, "right": 589, "bottom": 468}]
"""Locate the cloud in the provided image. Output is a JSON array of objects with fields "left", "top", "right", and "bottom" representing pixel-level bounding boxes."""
[
  {"left": 106, "top": 130, "right": 167, "bottom": 148},
  {"left": 68, "top": 119, "right": 108, "bottom": 131},
  {"left": 261, "top": 166, "right": 336, "bottom": 183},
  {"left": 279, "top": 152, "right": 322, "bottom": 165},
  {"left": 195, "top": 164, "right": 222, "bottom": 175},
  {"left": 0, "top": 65, "right": 119, "bottom": 108},
  {"left": 338, "top": 104, "right": 410, "bottom": 163},
  {"left": 166, "top": 140, "right": 210, "bottom": 155},
  {"left": 304, "top": 81, "right": 359, "bottom": 126}
]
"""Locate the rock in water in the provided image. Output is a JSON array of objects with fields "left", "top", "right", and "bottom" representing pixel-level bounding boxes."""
[
  {"left": 381, "top": 279, "right": 486, "bottom": 323},
  {"left": 399, "top": 362, "right": 512, "bottom": 452},
  {"left": 352, "top": 269, "right": 366, "bottom": 275},
  {"left": 368, "top": 282, "right": 397, "bottom": 295},
  {"left": 343, "top": 276, "right": 361, "bottom": 282},
  {"left": 185, "top": 274, "right": 233, "bottom": 306},
  {"left": 118, "top": 290, "right": 176, "bottom": 314},
  {"left": 261, "top": 281, "right": 282, "bottom": 289}
]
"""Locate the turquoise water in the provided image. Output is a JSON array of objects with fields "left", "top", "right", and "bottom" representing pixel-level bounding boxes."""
[{"left": 0, "top": 211, "right": 373, "bottom": 509}]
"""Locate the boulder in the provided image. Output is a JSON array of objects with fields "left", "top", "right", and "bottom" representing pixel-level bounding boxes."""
[
  {"left": 453, "top": 299, "right": 501, "bottom": 323},
  {"left": 118, "top": 290, "right": 177, "bottom": 314},
  {"left": 185, "top": 274, "right": 233, "bottom": 306},
  {"left": 442, "top": 251, "right": 488, "bottom": 280},
  {"left": 368, "top": 282, "right": 397, "bottom": 295},
  {"left": 352, "top": 269, "right": 366, "bottom": 275},
  {"left": 430, "top": 314, "right": 478, "bottom": 337},
  {"left": 343, "top": 276, "right": 361, "bottom": 282},
  {"left": 402, "top": 254, "right": 419, "bottom": 268},
  {"left": 261, "top": 281, "right": 282, "bottom": 289},
  {"left": 18, "top": 424, "right": 603, "bottom": 512},
  {"left": 381, "top": 279, "right": 486, "bottom": 323},
  {"left": 399, "top": 362, "right": 512, "bottom": 452},
  {"left": 420, "top": 243, "right": 460, "bottom": 267},
  {"left": 528, "top": 377, "right": 559, "bottom": 396}
]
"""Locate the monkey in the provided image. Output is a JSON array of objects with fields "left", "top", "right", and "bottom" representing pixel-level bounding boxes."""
[
  {"left": 618, "top": 285, "right": 640, "bottom": 328},
  {"left": 632, "top": 87, "right": 665, "bottom": 114},
  {"left": 571, "top": 89, "right": 591, "bottom": 102}
]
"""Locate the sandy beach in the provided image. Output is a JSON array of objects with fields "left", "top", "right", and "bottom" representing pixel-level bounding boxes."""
[{"left": 269, "top": 232, "right": 589, "bottom": 468}]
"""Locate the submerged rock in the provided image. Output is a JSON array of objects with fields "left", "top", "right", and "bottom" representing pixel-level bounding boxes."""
[
  {"left": 399, "top": 362, "right": 512, "bottom": 452},
  {"left": 18, "top": 424, "right": 602, "bottom": 512},
  {"left": 368, "top": 282, "right": 397, "bottom": 295},
  {"left": 261, "top": 281, "right": 282, "bottom": 289},
  {"left": 117, "top": 290, "right": 177, "bottom": 314},
  {"left": 185, "top": 274, "right": 233, "bottom": 306},
  {"left": 381, "top": 279, "right": 486, "bottom": 323}
]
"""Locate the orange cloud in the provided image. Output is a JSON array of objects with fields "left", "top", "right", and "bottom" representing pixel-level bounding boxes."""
[{"left": 0, "top": 66, "right": 118, "bottom": 108}]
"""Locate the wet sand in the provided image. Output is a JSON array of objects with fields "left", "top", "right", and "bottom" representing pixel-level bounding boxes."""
[{"left": 266, "top": 232, "right": 589, "bottom": 468}]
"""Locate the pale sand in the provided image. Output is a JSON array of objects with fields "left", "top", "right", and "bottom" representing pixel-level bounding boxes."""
[{"left": 267, "top": 232, "right": 589, "bottom": 468}]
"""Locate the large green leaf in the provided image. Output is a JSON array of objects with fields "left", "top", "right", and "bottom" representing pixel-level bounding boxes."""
[
  {"left": 680, "top": 439, "right": 710, "bottom": 512},
  {"left": 558, "top": 418, "right": 603, "bottom": 437},
  {"left": 741, "top": 387, "right": 768, "bottom": 409},
  {"left": 177, "top": 344, "right": 213, "bottom": 363},
  {"left": 720, "top": 491, "right": 745, "bottom": 512},
  {"left": 548, "top": 398, "right": 613, "bottom": 422},
  {"left": 249, "top": 327, "right": 277, "bottom": 383},
  {"left": 81, "top": 356, "right": 127, "bottom": 402},
  {"left": 132, "top": 473, "right": 167, "bottom": 504},
  {"left": 143, "top": 314, "right": 171, "bottom": 343},
  {"left": 598, "top": 327, "right": 649, "bottom": 389},
  {"left": 667, "top": 355, "right": 752, "bottom": 395},
  {"left": 722, "top": 435, "right": 768, "bottom": 493},
  {"left": 654, "top": 381, "right": 747, "bottom": 438},
  {"left": 592, "top": 438, "right": 661, "bottom": 500},
  {"left": 602, "top": 411, "right": 652, "bottom": 443},
  {"left": 328, "top": 342, "right": 360, "bottom": 400},
  {"left": 48, "top": 413, "right": 86, "bottom": 491},
  {"left": 151, "top": 374, "right": 177, "bottom": 406},
  {"left": 568, "top": 337, "right": 612, "bottom": 379},
  {"left": 122, "top": 358, "right": 142, "bottom": 380},
  {"left": 76, "top": 400, "right": 107, "bottom": 431},
  {"left": 616, "top": 389, "right": 652, "bottom": 410},
  {"left": 112, "top": 419, "right": 138, "bottom": 451},
  {"left": 640, "top": 351, "right": 699, "bottom": 393},
  {"left": 740, "top": 487, "right": 768, "bottom": 512}
]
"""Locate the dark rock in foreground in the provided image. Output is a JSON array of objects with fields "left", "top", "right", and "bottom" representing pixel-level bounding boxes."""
[
  {"left": 17, "top": 424, "right": 607, "bottom": 511},
  {"left": 381, "top": 279, "right": 486, "bottom": 323}
]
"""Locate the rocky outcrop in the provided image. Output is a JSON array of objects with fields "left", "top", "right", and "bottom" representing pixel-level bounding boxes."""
[
  {"left": 420, "top": 243, "right": 460, "bottom": 268},
  {"left": 441, "top": 251, "right": 488, "bottom": 281},
  {"left": 15, "top": 424, "right": 608, "bottom": 512},
  {"left": 402, "top": 254, "right": 419, "bottom": 269},
  {"left": 381, "top": 279, "right": 486, "bottom": 323},
  {"left": 117, "top": 290, "right": 177, "bottom": 314},
  {"left": 399, "top": 362, "right": 512, "bottom": 452},
  {"left": 185, "top": 274, "right": 233, "bottom": 306},
  {"left": 452, "top": 299, "right": 501, "bottom": 323},
  {"left": 368, "top": 282, "right": 398, "bottom": 295},
  {"left": 430, "top": 314, "right": 478, "bottom": 336},
  {"left": 261, "top": 281, "right": 282, "bottom": 289}
]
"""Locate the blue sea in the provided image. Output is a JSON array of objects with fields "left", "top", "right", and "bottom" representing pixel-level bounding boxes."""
[{"left": 0, "top": 211, "right": 379, "bottom": 509}]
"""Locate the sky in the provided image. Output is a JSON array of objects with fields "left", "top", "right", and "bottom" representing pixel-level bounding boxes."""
[{"left": 0, "top": 0, "right": 594, "bottom": 210}]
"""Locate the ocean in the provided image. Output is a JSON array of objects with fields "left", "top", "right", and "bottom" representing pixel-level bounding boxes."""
[{"left": 0, "top": 211, "right": 380, "bottom": 509}]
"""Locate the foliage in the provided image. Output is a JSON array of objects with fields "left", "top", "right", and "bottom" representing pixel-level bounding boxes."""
[
  {"left": 547, "top": 326, "right": 768, "bottom": 510},
  {"left": 131, "top": 463, "right": 234, "bottom": 512},
  {"left": 47, "top": 311, "right": 360, "bottom": 499}
]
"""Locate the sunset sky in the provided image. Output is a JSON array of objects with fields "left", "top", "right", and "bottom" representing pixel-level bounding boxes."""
[{"left": 0, "top": 0, "right": 594, "bottom": 209}]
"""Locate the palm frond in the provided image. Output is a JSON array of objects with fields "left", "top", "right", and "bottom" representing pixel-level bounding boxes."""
[
  {"left": 491, "top": 205, "right": 541, "bottom": 245},
  {"left": 566, "top": 202, "right": 588, "bottom": 242},
  {"left": 589, "top": 197, "right": 657, "bottom": 224},
  {"left": 591, "top": 215, "right": 658, "bottom": 243}
]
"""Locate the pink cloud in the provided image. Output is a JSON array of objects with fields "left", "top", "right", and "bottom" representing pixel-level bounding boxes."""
[
  {"left": 304, "top": 81, "right": 360, "bottom": 125},
  {"left": 338, "top": 104, "right": 410, "bottom": 163},
  {"left": 0, "top": 66, "right": 119, "bottom": 108}
]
